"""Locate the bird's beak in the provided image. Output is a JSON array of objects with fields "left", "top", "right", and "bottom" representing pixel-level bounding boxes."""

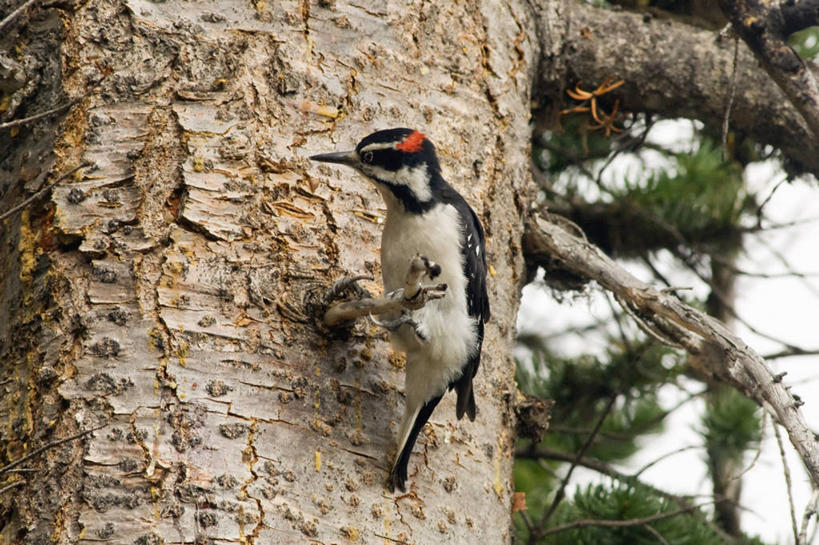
[{"left": 309, "top": 150, "right": 357, "bottom": 166}]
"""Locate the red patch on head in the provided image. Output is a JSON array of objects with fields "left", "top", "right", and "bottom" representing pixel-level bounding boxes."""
[{"left": 395, "top": 131, "right": 426, "bottom": 153}]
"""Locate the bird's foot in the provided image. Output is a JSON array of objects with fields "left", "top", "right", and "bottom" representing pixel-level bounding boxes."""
[
  {"left": 369, "top": 312, "right": 428, "bottom": 341},
  {"left": 325, "top": 274, "right": 373, "bottom": 303}
]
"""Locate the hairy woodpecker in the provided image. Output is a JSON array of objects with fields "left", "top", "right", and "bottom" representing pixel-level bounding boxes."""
[{"left": 311, "top": 128, "right": 490, "bottom": 492}]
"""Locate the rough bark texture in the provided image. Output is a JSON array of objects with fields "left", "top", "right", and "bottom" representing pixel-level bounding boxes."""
[
  {"left": 0, "top": 0, "right": 537, "bottom": 543},
  {"left": 718, "top": 0, "right": 819, "bottom": 143},
  {"left": 544, "top": 1, "right": 819, "bottom": 176}
]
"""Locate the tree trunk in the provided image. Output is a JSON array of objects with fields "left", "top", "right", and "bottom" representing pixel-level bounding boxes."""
[{"left": 1, "top": 0, "right": 537, "bottom": 543}]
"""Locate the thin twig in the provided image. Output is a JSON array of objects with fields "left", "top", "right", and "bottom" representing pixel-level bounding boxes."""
[
  {"left": 709, "top": 252, "right": 819, "bottom": 280},
  {"left": 533, "top": 393, "right": 619, "bottom": 539},
  {"left": 0, "top": 0, "right": 38, "bottom": 34},
  {"left": 605, "top": 291, "right": 632, "bottom": 353},
  {"left": 764, "top": 348, "right": 819, "bottom": 360},
  {"left": 0, "top": 480, "right": 23, "bottom": 495},
  {"left": 798, "top": 487, "right": 819, "bottom": 545},
  {"left": 0, "top": 98, "right": 80, "bottom": 131},
  {"left": 721, "top": 35, "right": 740, "bottom": 161},
  {"left": 633, "top": 445, "right": 702, "bottom": 478},
  {"left": 674, "top": 247, "right": 806, "bottom": 350},
  {"left": 754, "top": 176, "right": 788, "bottom": 227},
  {"left": 519, "top": 509, "right": 535, "bottom": 536},
  {"left": 774, "top": 423, "right": 800, "bottom": 544},
  {"left": 729, "top": 411, "right": 767, "bottom": 482},
  {"left": 517, "top": 446, "right": 736, "bottom": 542},
  {"left": 536, "top": 504, "right": 702, "bottom": 539},
  {"left": 0, "top": 424, "right": 105, "bottom": 476},
  {"left": 752, "top": 232, "right": 819, "bottom": 300},
  {"left": 643, "top": 523, "right": 672, "bottom": 545},
  {"left": 0, "top": 161, "right": 90, "bottom": 222}
]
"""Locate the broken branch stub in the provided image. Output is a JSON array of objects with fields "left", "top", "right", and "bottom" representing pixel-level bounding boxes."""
[{"left": 323, "top": 256, "right": 446, "bottom": 327}]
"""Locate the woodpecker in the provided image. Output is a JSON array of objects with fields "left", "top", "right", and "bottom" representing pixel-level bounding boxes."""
[{"left": 310, "top": 128, "right": 490, "bottom": 492}]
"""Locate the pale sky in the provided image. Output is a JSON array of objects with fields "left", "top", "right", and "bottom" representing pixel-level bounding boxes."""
[{"left": 516, "top": 122, "right": 819, "bottom": 543}]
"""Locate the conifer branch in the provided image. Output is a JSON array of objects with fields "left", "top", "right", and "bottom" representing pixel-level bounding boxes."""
[
  {"left": 524, "top": 213, "right": 819, "bottom": 488},
  {"left": 536, "top": 504, "right": 704, "bottom": 539}
]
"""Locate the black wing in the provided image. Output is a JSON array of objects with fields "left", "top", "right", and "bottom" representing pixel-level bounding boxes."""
[{"left": 439, "top": 187, "right": 490, "bottom": 421}]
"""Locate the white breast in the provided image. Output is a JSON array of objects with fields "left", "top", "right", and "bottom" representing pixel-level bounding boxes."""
[{"left": 378, "top": 194, "right": 478, "bottom": 407}]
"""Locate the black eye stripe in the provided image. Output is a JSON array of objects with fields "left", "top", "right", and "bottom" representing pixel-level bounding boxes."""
[{"left": 366, "top": 148, "right": 423, "bottom": 171}]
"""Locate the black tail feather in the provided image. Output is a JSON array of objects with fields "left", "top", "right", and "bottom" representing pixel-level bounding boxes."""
[
  {"left": 388, "top": 394, "right": 443, "bottom": 492},
  {"left": 454, "top": 374, "right": 476, "bottom": 421}
]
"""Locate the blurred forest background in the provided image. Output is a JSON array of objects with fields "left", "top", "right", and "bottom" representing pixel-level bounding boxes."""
[{"left": 513, "top": 3, "right": 819, "bottom": 543}]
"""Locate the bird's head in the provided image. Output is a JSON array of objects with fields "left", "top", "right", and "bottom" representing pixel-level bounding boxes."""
[{"left": 310, "top": 128, "right": 441, "bottom": 212}]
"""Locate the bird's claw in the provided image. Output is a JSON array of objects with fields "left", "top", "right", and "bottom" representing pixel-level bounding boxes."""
[
  {"left": 369, "top": 312, "right": 428, "bottom": 341},
  {"left": 326, "top": 274, "right": 373, "bottom": 302}
]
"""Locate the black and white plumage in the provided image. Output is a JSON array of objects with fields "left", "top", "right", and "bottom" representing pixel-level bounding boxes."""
[{"left": 310, "top": 128, "right": 490, "bottom": 492}]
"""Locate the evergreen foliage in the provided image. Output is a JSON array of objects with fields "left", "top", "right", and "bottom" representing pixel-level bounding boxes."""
[{"left": 516, "top": 28, "right": 776, "bottom": 542}]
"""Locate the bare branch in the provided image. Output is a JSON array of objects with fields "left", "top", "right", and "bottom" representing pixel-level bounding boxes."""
[
  {"left": 0, "top": 98, "right": 79, "bottom": 131},
  {"left": 549, "top": 1, "right": 819, "bottom": 176},
  {"left": 0, "top": 162, "right": 91, "bottom": 222},
  {"left": 764, "top": 347, "right": 819, "bottom": 360},
  {"left": 0, "top": 481, "right": 23, "bottom": 495},
  {"left": 0, "top": 0, "right": 38, "bottom": 34},
  {"left": 323, "top": 256, "right": 446, "bottom": 327},
  {"left": 798, "top": 487, "right": 819, "bottom": 545},
  {"left": 633, "top": 445, "right": 702, "bottom": 479},
  {"left": 718, "top": 0, "right": 819, "bottom": 141},
  {"left": 533, "top": 393, "right": 618, "bottom": 539},
  {"left": 643, "top": 523, "right": 672, "bottom": 545},
  {"left": 730, "top": 411, "right": 767, "bottom": 482},
  {"left": 0, "top": 424, "right": 106, "bottom": 476},
  {"left": 524, "top": 213, "right": 819, "bottom": 487},
  {"left": 774, "top": 423, "right": 801, "bottom": 544}
]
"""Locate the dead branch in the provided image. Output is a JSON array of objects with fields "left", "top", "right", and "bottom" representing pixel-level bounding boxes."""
[
  {"left": 0, "top": 98, "right": 80, "bottom": 131},
  {"left": 0, "top": 161, "right": 91, "bottom": 222},
  {"left": 532, "top": 393, "right": 618, "bottom": 542},
  {"left": 798, "top": 487, "right": 819, "bottom": 545},
  {"left": 0, "top": 481, "right": 23, "bottom": 495},
  {"left": 774, "top": 422, "right": 800, "bottom": 544},
  {"left": 323, "top": 256, "right": 446, "bottom": 327},
  {"left": 0, "top": 0, "right": 38, "bottom": 34},
  {"left": 0, "top": 424, "right": 105, "bottom": 476},
  {"left": 524, "top": 213, "right": 819, "bottom": 487},
  {"left": 718, "top": 0, "right": 819, "bottom": 141},
  {"left": 550, "top": 1, "right": 819, "bottom": 176}
]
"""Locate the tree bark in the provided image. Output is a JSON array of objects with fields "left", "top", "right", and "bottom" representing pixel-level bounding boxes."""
[
  {"left": 0, "top": 0, "right": 536, "bottom": 543},
  {"left": 4, "top": 0, "right": 819, "bottom": 543}
]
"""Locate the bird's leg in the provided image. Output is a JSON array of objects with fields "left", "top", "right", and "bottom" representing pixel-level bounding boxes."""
[{"left": 323, "top": 256, "right": 445, "bottom": 328}]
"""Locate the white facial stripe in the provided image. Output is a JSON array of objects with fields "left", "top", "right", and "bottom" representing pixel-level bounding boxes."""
[
  {"left": 359, "top": 142, "right": 398, "bottom": 153},
  {"left": 366, "top": 163, "right": 432, "bottom": 202}
]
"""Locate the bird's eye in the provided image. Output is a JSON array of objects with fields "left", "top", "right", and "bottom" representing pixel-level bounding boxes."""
[{"left": 362, "top": 151, "right": 374, "bottom": 164}]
